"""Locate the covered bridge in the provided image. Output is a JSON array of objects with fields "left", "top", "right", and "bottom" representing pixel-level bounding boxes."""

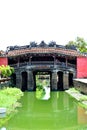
[{"left": 6, "top": 41, "right": 87, "bottom": 91}]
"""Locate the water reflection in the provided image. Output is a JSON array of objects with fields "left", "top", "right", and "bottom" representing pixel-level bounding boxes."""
[
  {"left": 78, "top": 106, "right": 87, "bottom": 124},
  {"left": 6, "top": 92, "right": 87, "bottom": 130},
  {"left": 42, "top": 86, "right": 50, "bottom": 100},
  {"left": 36, "top": 72, "right": 50, "bottom": 100}
]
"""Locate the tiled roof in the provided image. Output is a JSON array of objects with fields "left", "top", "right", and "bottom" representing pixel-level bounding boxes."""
[{"left": 7, "top": 47, "right": 84, "bottom": 57}]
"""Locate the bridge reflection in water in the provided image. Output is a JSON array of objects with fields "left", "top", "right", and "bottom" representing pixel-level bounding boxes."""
[{"left": 7, "top": 92, "right": 87, "bottom": 130}]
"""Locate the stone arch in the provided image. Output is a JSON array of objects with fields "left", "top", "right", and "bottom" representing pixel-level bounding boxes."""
[
  {"left": 21, "top": 71, "right": 28, "bottom": 91},
  {"left": 69, "top": 72, "right": 73, "bottom": 87},
  {"left": 57, "top": 71, "right": 63, "bottom": 90}
]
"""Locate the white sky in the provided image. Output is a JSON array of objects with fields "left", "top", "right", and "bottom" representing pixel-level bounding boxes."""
[{"left": 0, "top": 0, "right": 87, "bottom": 51}]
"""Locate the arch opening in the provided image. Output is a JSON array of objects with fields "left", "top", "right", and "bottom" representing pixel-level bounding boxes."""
[
  {"left": 21, "top": 71, "right": 28, "bottom": 91},
  {"left": 57, "top": 71, "right": 63, "bottom": 91},
  {"left": 69, "top": 72, "right": 73, "bottom": 87},
  {"left": 33, "top": 71, "right": 52, "bottom": 91},
  {"left": 11, "top": 73, "right": 16, "bottom": 87}
]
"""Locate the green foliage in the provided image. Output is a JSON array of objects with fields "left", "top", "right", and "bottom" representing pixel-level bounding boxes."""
[
  {"left": 0, "top": 114, "right": 12, "bottom": 128},
  {"left": 0, "top": 65, "right": 14, "bottom": 78},
  {"left": 1, "top": 87, "right": 23, "bottom": 100},
  {"left": 0, "top": 87, "right": 23, "bottom": 127},
  {"left": 0, "top": 87, "right": 23, "bottom": 113},
  {"left": 66, "top": 37, "right": 87, "bottom": 53}
]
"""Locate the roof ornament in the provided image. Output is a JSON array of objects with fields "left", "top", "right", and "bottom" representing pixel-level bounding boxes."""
[
  {"left": 30, "top": 41, "right": 37, "bottom": 48},
  {"left": 48, "top": 41, "right": 56, "bottom": 47},
  {"left": 39, "top": 41, "right": 47, "bottom": 47}
]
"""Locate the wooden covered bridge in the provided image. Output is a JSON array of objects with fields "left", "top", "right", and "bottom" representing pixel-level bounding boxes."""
[{"left": 6, "top": 41, "right": 85, "bottom": 91}]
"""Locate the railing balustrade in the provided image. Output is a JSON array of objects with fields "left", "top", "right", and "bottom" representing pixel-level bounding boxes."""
[
  {"left": 10, "top": 61, "right": 76, "bottom": 69},
  {"left": 31, "top": 61, "right": 54, "bottom": 65}
]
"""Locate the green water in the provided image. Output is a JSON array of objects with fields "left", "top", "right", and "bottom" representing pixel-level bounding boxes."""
[{"left": 4, "top": 92, "right": 87, "bottom": 130}]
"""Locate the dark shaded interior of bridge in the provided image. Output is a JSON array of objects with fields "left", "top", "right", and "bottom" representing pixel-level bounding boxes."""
[{"left": 11, "top": 71, "right": 73, "bottom": 92}]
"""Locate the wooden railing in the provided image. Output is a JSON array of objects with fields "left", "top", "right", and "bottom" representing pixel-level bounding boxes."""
[
  {"left": 10, "top": 61, "right": 76, "bottom": 69},
  {"left": 31, "top": 61, "right": 54, "bottom": 65}
]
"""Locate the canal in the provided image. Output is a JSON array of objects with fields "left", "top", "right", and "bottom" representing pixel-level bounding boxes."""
[{"left": 3, "top": 92, "right": 87, "bottom": 130}]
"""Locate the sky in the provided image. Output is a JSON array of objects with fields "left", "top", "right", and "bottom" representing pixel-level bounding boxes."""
[{"left": 0, "top": 0, "right": 87, "bottom": 51}]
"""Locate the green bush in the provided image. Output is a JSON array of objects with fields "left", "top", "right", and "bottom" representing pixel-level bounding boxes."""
[
  {"left": 0, "top": 87, "right": 23, "bottom": 127},
  {"left": 0, "top": 87, "right": 23, "bottom": 113},
  {"left": 1, "top": 87, "right": 23, "bottom": 100},
  {"left": 0, "top": 65, "right": 14, "bottom": 78}
]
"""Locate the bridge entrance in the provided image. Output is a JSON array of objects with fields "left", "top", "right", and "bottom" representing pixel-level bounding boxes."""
[{"left": 33, "top": 71, "right": 52, "bottom": 91}]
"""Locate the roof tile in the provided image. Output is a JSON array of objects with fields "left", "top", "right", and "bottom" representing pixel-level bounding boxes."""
[{"left": 7, "top": 47, "right": 84, "bottom": 57}]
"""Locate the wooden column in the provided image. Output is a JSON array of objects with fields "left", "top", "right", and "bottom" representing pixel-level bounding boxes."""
[
  {"left": 29, "top": 56, "right": 32, "bottom": 65},
  {"left": 17, "top": 57, "right": 20, "bottom": 67},
  {"left": 65, "top": 57, "right": 68, "bottom": 67}
]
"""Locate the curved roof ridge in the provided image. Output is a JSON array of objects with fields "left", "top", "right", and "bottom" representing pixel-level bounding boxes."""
[{"left": 7, "top": 46, "right": 85, "bottom": 57}]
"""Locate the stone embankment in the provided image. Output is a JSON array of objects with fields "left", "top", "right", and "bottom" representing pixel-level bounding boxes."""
[{"left": 66, "top": 88, "right": 87, "bottom": 109}]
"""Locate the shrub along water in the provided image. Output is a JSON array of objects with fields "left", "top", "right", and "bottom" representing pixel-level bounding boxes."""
[
  {"left": 0, "top": 87, "right": 23, "bottom": 127},
  {"left": 0, "top": 65, "right": 14, "bottom": 78}
]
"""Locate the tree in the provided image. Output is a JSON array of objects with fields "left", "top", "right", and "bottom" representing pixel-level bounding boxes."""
[
  {"left": 65, "top": 37, "right": 87, "bottom": 53},
  {"left": 66, "top": 41, "right": 77, "bottom": 50}
]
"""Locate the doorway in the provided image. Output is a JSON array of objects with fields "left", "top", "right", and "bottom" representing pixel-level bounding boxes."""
[
  {"left": 21, "top": 71, "right": 28, "bottom": 91},
  {"left": 69, "top": 72, "right": 73, "bottom": 87},
  {"left": 57, "top": 71, "right": 63, "bottom": 90}
]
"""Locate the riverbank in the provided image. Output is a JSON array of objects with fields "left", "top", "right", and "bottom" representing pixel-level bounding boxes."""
[{"left": 65, "top": 88, "right": 87, "bottom": 110}]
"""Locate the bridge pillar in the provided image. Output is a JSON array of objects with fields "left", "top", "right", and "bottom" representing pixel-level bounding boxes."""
[
  {"left": 51, "top": 70, "right": 57, "bottom": 91},
  {"left": 63, "top": 71, "right": 69, "bottom": 90},
  {"left": 16, "top": 71, "right": 22, "bottom": 89},
  {"left": 27, "top": 70, "right": 34, "bottom": 91}
]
